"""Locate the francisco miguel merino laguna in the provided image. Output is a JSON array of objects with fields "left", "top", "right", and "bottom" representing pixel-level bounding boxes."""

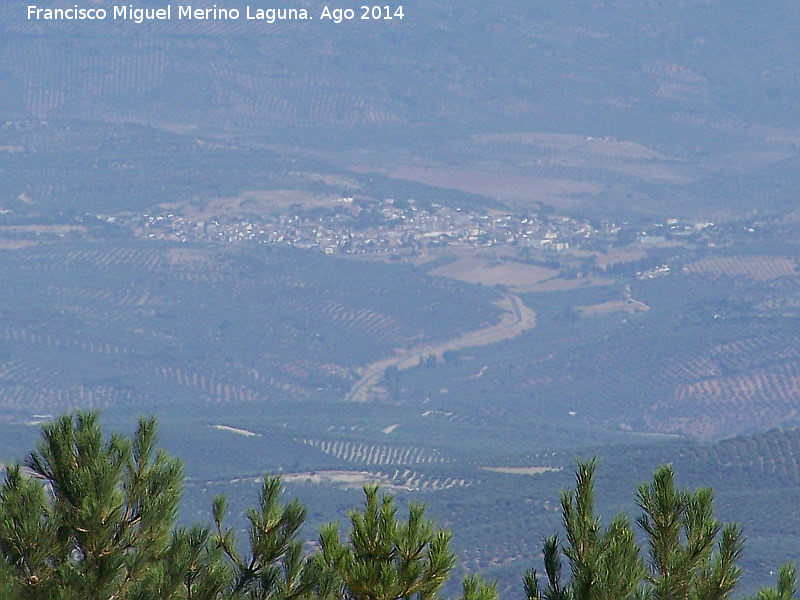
[{"left": 27, "top": 5, "right": 315, "bottom": 22}]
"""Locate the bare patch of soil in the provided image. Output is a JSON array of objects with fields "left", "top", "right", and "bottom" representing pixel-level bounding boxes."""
[
  {"left": 429, "top": 257, "right": 557, "bottom": 288},
  {"left": 210, "top": 425, "right": 261, "bottom": 437},
  {"left": 280, "top": 470, "right": 390, "bottom": 488},
  {"left": 481, "top": 466, "right": 562, "bottom": 475},
  {"left": 351, "top": 164, "right": 601, "bottom": 209},
  {"left": 576, "top": 300, "right": 649, "bottom": 316},
  {"left": 166, "top": 189, "right": 348, "bottom": 222}
]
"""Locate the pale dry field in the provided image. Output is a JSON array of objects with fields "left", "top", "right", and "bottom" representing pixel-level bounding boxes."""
[
  {"left": 0, "top": 224, "right": 87, "bottom": 235},
  {"left": 470, "top": 132, "right": 668, "bottom": 160},
  {"left": 0, "top": 224, "right": 88, "bottom": 249},
  {"left": 0, "top": 240, "right": 36, "bottom": 249},
  {"left": 210, "top": 424, "right": 261, "bottom": 437},
  {"left": 571, "top": 247, "right": 648, "bottom": 269},
  {"left": 280, "top": 470, "right": 389, "bottom": 488},
  {"left": 519, "top": 276, "right": 614, "bottom": 292},
  {"left": 576, "top": 300, "right": 649, "bottom": 316},
  {"left": 430, "top": 254, "right": 613, "bottom": 292},
  {"left": 351, "top": 164, "right": 602, "bottom": 209},
  {"left": 481, "top": 466, "right": 562, "bottom": 475},
  {"left": 429, "top": 257, "right": 557, "bottom": 288},
  {"left": 165, "top": 189, "right": 349, "bottom": 222}
]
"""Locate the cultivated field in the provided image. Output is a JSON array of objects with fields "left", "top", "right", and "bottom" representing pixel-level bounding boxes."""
[{"left": 684, "top": 255, "right": 797, "bottom": 281}]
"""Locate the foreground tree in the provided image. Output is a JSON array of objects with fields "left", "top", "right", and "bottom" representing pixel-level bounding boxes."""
[
  {"left": 0, "top": 412, "right": 186, "bottom": 600},
  {"left": 0, "top": 464, "right": 60, "bottom": 599},
  {"left": 523, "top": 459, "right": 644, "bottom": 600},
  {"left": 128, "top": 524, "right": 231, "bottom": 600},
  {"left": 636, "top": 465, "right": 743, "bottom": 600},
  {"left": 749, "top": 564, "right": 799, "bottom": 600},
  {"left": 0, "top": 412, "right": 492, "bottom": 600},
  {"left": 525, "top": 459, "right": 744, "bottom": 600},
  {"left": 318, "top": 485, "right": 496, "bottom": 600},
  {"left": 0, "top": 413, "right": 313, "bottom": 600},
  {"left": 0, "top": 413, "right": 773, "bottom": 600},
  {"left": 212, "top": 475, "right": 315, "bottom": 600}
]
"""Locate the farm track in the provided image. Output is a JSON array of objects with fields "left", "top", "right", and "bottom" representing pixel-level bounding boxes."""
[{"left": 344, "top": 293, "right": 536, "bottom": 402}]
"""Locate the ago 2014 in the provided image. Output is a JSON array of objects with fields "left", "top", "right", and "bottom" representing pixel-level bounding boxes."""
[{"left": 320, "top": 6, "right": 404, "bottom": 23}]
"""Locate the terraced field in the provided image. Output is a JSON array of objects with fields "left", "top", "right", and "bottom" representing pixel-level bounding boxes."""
[
  {"left": 684, "top": 255, "right": 797, "bottom": 281},
  {"left": 297, "top": 438, "right": 454, "bottom": 466},
  {"left": 685, "top": 428, "right": 800, "bottom": 482},
  {"left": 648, "top": 362, "right": 800, "bottom": 438},
  {"left": 0, "top": 240, "right": 502, "bottom": 417}
]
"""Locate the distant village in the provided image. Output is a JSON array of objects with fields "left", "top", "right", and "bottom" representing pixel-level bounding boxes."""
[
  {"left": 107, "top": 196, "right": 735, "bottom": 262},
  {"left": 1, "top": 194, "right": 752, "bottom": 271}
]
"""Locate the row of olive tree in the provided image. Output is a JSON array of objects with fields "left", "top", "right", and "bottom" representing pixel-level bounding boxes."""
[
  {"left": 0, "top": 413, "right": 495, "bottom": 600},
  {"left": 0, "top": 412, "right": 795, "bottom": 600}
]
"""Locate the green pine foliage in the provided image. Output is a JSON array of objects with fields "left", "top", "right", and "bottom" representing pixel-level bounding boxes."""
[
  {"left": 0, "top": 412, "right": 795, "bottom": 600},
  {"left": 1, "top": 412, "right": 185, "bottom": 600},
  {"left": 524, "top": 458, "right": 644, "bottom": 600},
  {"left": 749, "top": 565, "right": 799, "bottom": 600},
  {"left": 525, "top": 459, "right": 746, "bottom": 600},
  {"left": 317, "top": 484, "right": 491, "bottom": 600},
  {"left": 636, "top": 465, "right": 744, "bottom": 600},
  {"left": 212, "top": 475, "right": 314, "bottom": 599}
]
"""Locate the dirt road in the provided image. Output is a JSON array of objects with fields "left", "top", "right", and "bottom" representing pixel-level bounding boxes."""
[{"left": 344, "top": 293, "right": 536, "bottom": 402}]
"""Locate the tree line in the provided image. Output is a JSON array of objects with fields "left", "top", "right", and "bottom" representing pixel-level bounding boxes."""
[{"left": 0, "top": 412, "right": 795, "bottom": 600}]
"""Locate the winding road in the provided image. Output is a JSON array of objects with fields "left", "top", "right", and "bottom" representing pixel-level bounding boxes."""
[{"left": 344, "top": 293, "right": 536, "bottom": 402}]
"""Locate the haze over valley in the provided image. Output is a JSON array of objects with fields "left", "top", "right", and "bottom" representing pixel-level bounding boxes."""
[{"left": 2, "top": 1, "right": 800, "bottom": 595}]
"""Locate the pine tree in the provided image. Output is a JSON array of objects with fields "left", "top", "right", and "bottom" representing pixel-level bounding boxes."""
[
  {"left": 318, "top": 484, "right": 494, "bottom": 600},
  {"left": 525, "top": 459, "right": 743, "bottom": 600},
  {"left": 212, "top": 475, "right": 315, "bottom": 600},
  {"left": 750, "top": 564, "right": 798, "bottom": 600},
  {"left": 524, "top": 458, "right": 645, "bottom": 600},
  {"left": 0, "top": 412, "right": 188, "bottom": 599},
  {"left": 0, "top": 464, "right": 60, "bottom": 600},
  {"left": 1, "top": 414, "right": 757, "bottom": 600},
  {"left": 636, "top": 465, "right": 743, "bottom": 600},
  {"left": 128, "top": 525, "right": 231, "bottom": 600}
]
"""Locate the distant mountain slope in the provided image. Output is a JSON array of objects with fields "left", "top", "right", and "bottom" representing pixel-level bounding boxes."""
[
  {"left": 2, "top": 1, "right": 800, "bottom": 145},
  {"left": 4, "top": 2, "right": 800, "bottom": 218}
]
